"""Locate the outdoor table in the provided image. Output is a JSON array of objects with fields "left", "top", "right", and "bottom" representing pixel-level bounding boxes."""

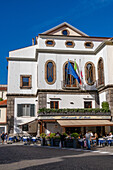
[
  {"left": 106, "top": 139, "right": 113, "bottom": 146},
  {"left": 8, "top": 137, "right": 14, "bottom": 141},
  {"left": 31, "top": 137, "right": 36, "bottom": 142},
  {"left": 23, "top": 137, "right": 28, "bottom": 142},
  {"left": 98, "top": 138, "right": 106, "bottom": 146}
]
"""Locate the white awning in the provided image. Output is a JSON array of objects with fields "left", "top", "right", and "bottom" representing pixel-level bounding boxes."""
[
  {"left": 57, "top": 120, "right": 113, "bottom": 127},
  {"left": 18, "top": 118, "right": 37, "bottom": 126}
]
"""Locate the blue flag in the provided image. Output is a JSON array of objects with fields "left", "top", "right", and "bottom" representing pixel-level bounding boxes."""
[{"left": 67, "top": 61, "right": 80, "bottom": 83}]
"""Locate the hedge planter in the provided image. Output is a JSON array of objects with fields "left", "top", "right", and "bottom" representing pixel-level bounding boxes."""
[
  {"left": 65, "top": 139, "right": 77, "bottom": 148},
  {"left": 46, "top": 138, "right": 51, "bottom": 146},
  {"left": 53, "top": 138, "right": 60, "bottom": 147},
  {"left": 50, "top": 138, "right": 61, "bottom": 147},
  {"left": 41, "top": 138, "right": 46, "bottom": 146}
]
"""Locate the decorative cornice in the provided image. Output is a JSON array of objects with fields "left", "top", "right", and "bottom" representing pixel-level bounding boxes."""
[
  {"left": 6, "top": 57, "right": 37, "bottom": 62},
  {"left": 37, "top": 89, "right": 97, "bottom": 93},
  {"left": 7, "top": 93, "right": 36, "bottom": 97},
  {"left": 98, "top": 85, "right": 113, "bottom": 93}
]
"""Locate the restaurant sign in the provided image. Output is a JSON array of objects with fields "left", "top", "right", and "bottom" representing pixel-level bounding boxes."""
[{"left": 39, "top": 116, "right": 111, "bottom": 120}]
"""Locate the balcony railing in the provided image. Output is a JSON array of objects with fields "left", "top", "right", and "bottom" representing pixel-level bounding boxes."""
[{"left": 61, "top": 80, "right": 80, "bottom": 89}]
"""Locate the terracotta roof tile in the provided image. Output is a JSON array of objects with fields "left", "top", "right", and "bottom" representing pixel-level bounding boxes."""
[
  {"left": 0, "top": 100, "right": 7, "bottom": 106},
  {"left": 0, "top": 87, "right": 7, "bottom": 91}
]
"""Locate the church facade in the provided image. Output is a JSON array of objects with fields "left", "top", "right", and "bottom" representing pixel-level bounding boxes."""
[{"left": 7, "top": 22, "right": 113, "bottom": 135}]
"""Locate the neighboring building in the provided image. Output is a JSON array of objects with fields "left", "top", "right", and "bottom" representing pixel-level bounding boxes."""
[
  {"left": 0, "top": 100, "right": 7, "bottom": 136},
  {"left": 7, "top": 22, "right": 113, "bottom": 135},
  {"left": 0, "top": 85, "right": 7, "bottom": 100}
]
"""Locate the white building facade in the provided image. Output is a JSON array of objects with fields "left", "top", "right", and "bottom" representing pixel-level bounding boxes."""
[{"left": 7, "top": 22, "right": 113, "bottom": 135}]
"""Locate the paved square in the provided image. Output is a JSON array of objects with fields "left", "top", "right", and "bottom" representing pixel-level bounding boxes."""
[{"left": 0, "top": 144, "right": 113, "bottom": 170}]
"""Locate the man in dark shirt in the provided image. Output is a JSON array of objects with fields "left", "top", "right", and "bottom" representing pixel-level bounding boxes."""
[{"left": 1, "top": 132, "right": 5, "bottom": 144}]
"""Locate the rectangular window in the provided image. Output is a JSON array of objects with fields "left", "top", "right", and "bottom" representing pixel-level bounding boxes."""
[
  {"left": 22, "top": 124, "right": 28, "bottom": 131},
  {"left": 84, "top": 101, "right": 92, "bottom": 108},
  {"left": 22, "top": 77, "right": 29, "bottom": 87},
  {"left": 50, "top": 101, "right": 59, "bottom": 109},
  {"left": 20, "top": 75, "right": 32, "bottom": 89},
  {"left": 17, "top": 104, "right": 35, "bottom": 117},
  {"left": 0, "top": 110, "right": 1, "bottom": 118}
]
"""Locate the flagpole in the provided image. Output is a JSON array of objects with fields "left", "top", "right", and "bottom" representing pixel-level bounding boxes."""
[{"left": 66, "top": 59, "right": 69, "bottom": 87}]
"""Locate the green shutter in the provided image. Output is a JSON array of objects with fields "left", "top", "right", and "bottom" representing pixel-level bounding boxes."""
[
  {"left": 17, "top": 104, "right": 23, "bottom": 117},
  {"left": 30, "top": 104, "right": 35, "bottom": 117}
]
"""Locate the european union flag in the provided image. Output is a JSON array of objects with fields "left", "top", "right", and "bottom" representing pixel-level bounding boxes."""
[{"left": 67, "top": 61, "right": 80, "bottom": 83}]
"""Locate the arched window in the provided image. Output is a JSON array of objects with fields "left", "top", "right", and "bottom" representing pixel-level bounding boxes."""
[
  {"left": 98, "top": 58, "right": 104, "bottom": 86},
  {"left": 85, "top": 62, "right": 95, "bottom": 85},
  {"left": 63, "top": 61, "right": 78, "bottom": 87},
  {"left": 45, "top": 60, "right": 56, "bottom": 84}
]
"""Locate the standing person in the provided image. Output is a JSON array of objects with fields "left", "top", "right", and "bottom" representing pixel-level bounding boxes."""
[
  {"left": 5, "top": 133, "right": 8, "bottom": 143},
  {"left": 1, "top": 132, "right": 5, "bottom": 144},
  {"left": 60, "top": 133, "right": 65, "bottom": 147},
  {"left": 85, "top": 130, "right": 91, "bottom": 150}
]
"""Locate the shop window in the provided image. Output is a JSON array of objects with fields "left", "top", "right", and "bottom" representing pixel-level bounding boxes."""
[
  {"left": 84, "top": 101, "right": 92, "bottom": 108},
  {"left": 84, "top": 42, "right": 94, "bottom": 48},
  {"left": 50, "top": 101, "right": 59, "bottom": 109},
  {"left": 17, "top": 104, "right": 35, "bottom": 117},
  {"left": 45, "top": 40, "right": 55, "bottom": 47},
  {"left": 85, "top": 62, "right": 95, "bottom": 85},
  {"left": 98, "top": 58, "right": 104, "bottom": 86},
  {"left": 65, "top": 41, "right": 75, "bottom": 48},
  {"left": 63, "top": 61, "right": 78, "bottom": 87},
  {"left": 22, "top": 124, "right": 28, "bottom": 131},
  {"left": 45, "top": 60, "right": 56, "bottom": 85},
  {"left": 20, "top": 75, "right": 32, "bottom": 89},
  {"left": 62, "top": 29, "right": 69, "bottom": 36}
]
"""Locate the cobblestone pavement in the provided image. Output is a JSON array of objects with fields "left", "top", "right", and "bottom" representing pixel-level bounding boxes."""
[{"left": 0, "top": 144, "right": 113, "bottom": 170}]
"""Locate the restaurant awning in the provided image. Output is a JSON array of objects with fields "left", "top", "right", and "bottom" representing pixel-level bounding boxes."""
[{"left": 57, "top": 120, "right": 113, "bottom": 127}]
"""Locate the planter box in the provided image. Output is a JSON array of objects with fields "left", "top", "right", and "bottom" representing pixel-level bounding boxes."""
[
  {"left": 46, "top": 138, "right": 51, "bottom": 146},
  {"left": 53, "top": 138, "right": 60, "bottom": 147},
  {"left": 65, "top": 139, "right": 77, "bottom": 148}
]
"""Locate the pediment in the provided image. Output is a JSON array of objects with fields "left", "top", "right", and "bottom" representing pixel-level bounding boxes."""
[{"left": 42, "top": 22, "right": 88, "bottom": 37}]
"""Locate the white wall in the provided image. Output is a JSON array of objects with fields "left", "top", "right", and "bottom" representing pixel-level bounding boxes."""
[
  {"left": 14, "top": 97, "right": 38, "bottom": 134},
  {"left": 38, "top": 36, "right": 102, "bottom": 51},
  {"left": 99, "top": 92, "right": 106, "bottom": 108},
  {"left": 47, "top": 94, "right": 95, "bottom": 109},
  {"left": 0, "top": 108, "right": 6, "bottom": 123},
  {"left": 38, "top": 52, "right": 98, "bottom": 90},
  {"left": 8, "top": 61, "right": 37, "bottom": 94},
  {"left": 106, "top": 46, "right": 113, "bottom": 85},
  {"left": 0, "top": 91, "right": 7, "bottom": 100},
  {"left": 9, "top": 45, "right": 38, "bottom": 59}
]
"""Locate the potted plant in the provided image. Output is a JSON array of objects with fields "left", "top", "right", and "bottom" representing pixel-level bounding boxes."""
[
  {"left": 71, "top": 133, "right": 79, "bottom": 148},
  {"left": 40, "top": 133, "right": 46, "bottom": 146}
]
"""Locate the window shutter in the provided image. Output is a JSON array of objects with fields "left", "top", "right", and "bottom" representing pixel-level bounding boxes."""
[
  {"left": 17, "top": 104, "right": 23, "bottom": 117},
  {"left": 30, "top": 104, "right": 35, "bottom": 117}
]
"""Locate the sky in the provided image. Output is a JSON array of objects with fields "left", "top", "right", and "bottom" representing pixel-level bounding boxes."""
[{"left": 0, "top": 0, "right": 113, "bottom": 84}]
